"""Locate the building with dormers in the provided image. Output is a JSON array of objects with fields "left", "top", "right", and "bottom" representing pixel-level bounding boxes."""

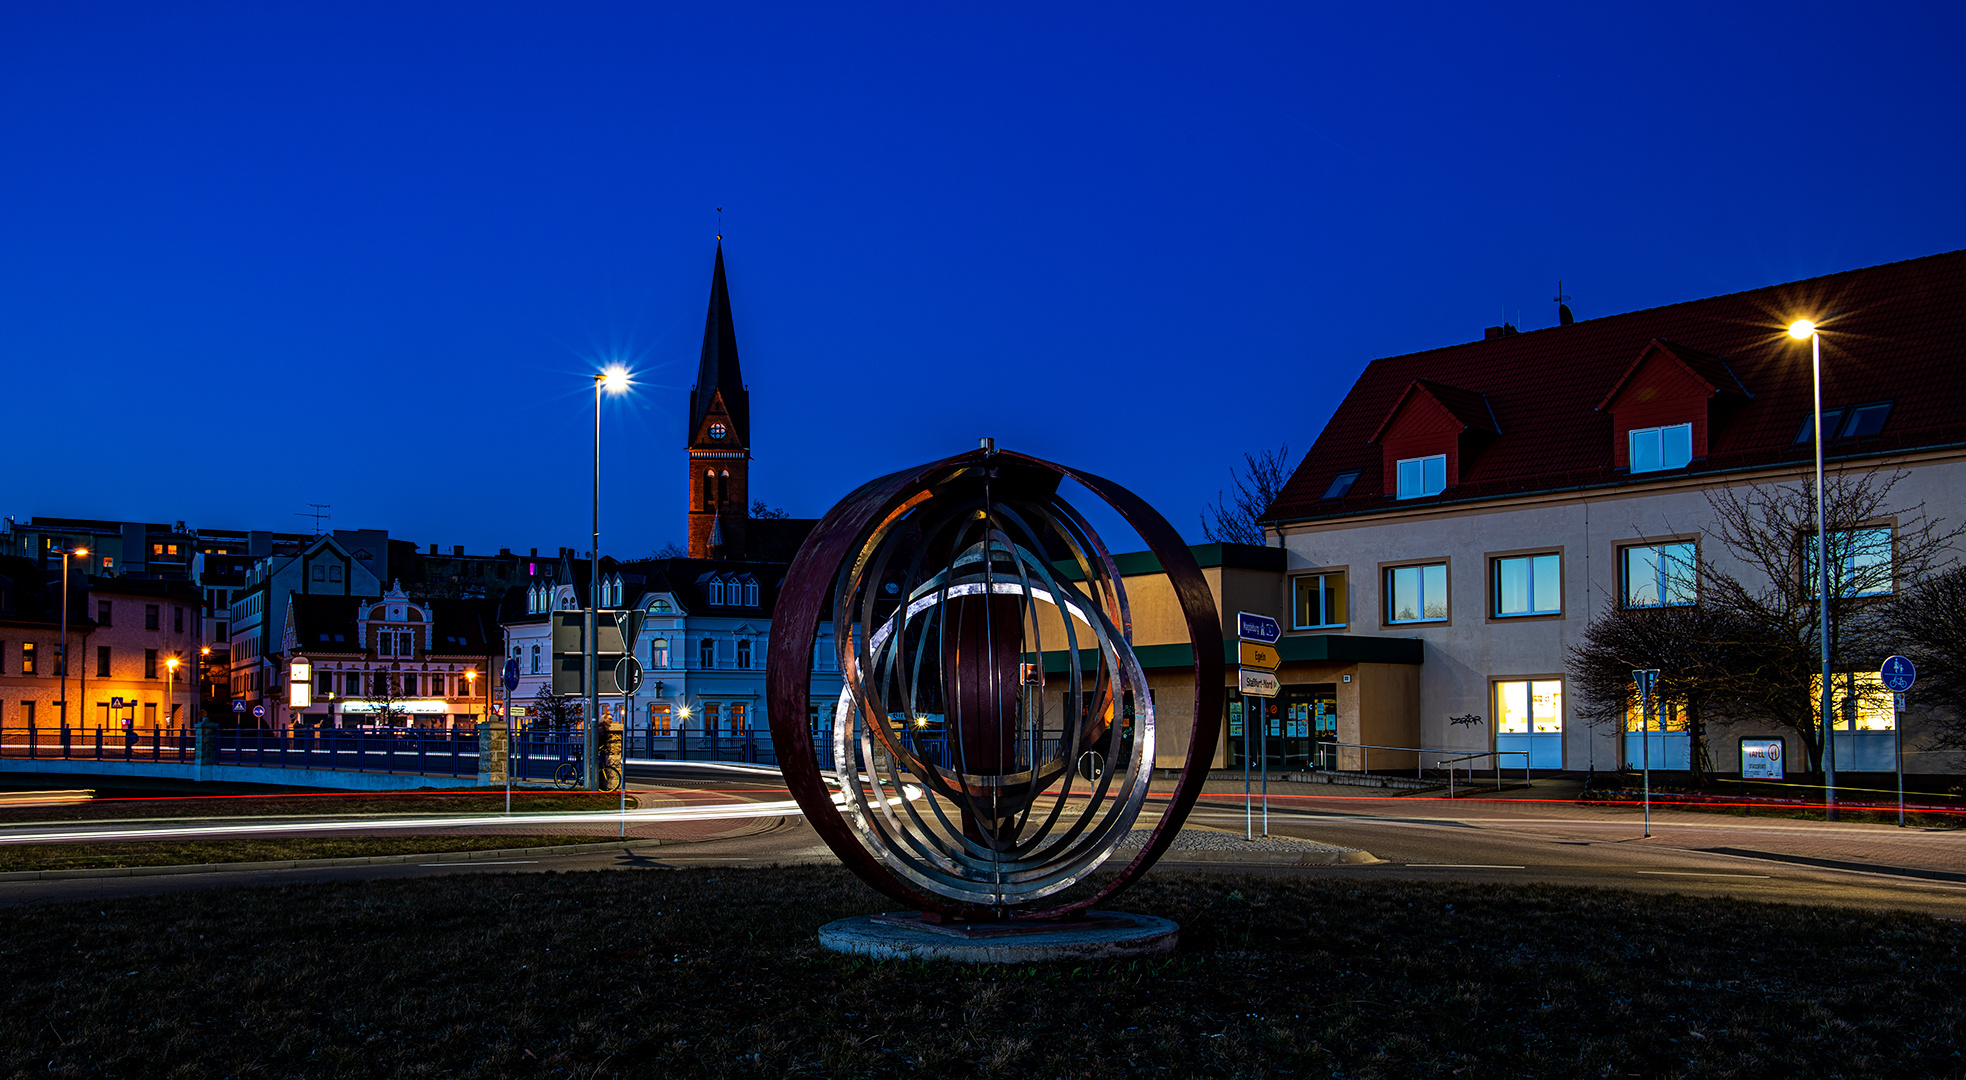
[
  {"left": 280, "top": 582, "right": 501, "bottom": 729},
  {"left": 1259, "top": 249, "right": 1966, "bottom": 777}
]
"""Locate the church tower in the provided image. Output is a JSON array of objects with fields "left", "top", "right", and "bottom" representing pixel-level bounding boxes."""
[{"left": 687, "top": 242, "right": 750, "bottom": 559}]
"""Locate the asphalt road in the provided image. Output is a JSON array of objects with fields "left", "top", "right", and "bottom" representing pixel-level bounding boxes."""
[{"left": 4, "top": 766, "right": 1962, "bottom": 918}]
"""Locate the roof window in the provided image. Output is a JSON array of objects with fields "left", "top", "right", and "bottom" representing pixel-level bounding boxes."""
[
  {"left": 1794, "top": 401, "right": 1894, "bottom": 444},
  {"left": 1322, "top": 471, "right": 1360, "bottom": 500}
]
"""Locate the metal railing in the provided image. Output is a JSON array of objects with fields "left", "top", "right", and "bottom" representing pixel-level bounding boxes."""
[
  {"left": 216, "top": 727, "right": 477, "bottom": 778},
  {"left": 0, "top": 724, "right": 195, "bottom": 764},
  {"left": 1288, "top": 740, "right": 1532, "bottom": 795},
  {"left": 1437, "top": 749, "right": 1532, "bottom": 797}
]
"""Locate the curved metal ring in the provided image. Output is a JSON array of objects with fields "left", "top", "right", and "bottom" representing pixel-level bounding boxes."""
[{"left": 766, "top": 447, "right": 1224, "bottom": 919}]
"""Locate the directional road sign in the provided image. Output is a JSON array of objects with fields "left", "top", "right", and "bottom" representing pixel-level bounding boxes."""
[
  {"left": 1238, "top": 641, "right": 1281, "bottom": 671},
  {"left": 614, "top": 655, "right": 644, "bottom": 696},
  {"left": 1238, "top": 668, "right": 1280, "bottom": 698},
  {"left": 1237, "top": 611, "right": 1281, "bottom": 645},
  {"left": 503, "top": 658, "right": 521, "bottom": 693},
  {"left": 1880, "top": 655, "right": 1917, "bottom": 693}
]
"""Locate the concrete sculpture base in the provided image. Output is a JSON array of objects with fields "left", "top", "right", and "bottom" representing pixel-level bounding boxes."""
[{"left": 818, "top": 911, "right": 1178, "bottom": 964}]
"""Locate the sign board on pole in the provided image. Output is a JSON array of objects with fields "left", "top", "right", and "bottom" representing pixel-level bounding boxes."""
[
  {"left": 503, "top": 658, "right": 521, "bottom": 693},
  {"left": 1880, "top": 655, "right": 1917, "bottom": 693},
  {"left": 1237, "top": 611, "right": 1281, "bottom": 645},
  {"left": 111, "top": 696, "right": 125, "bottom": 710},
  {"left": 1238, "top": 668, "right": 1280, "bottom": 698},
  {"left": 231, "top": 699, "right": 246, "bottom": 713},
  {"left": 252, "top": 705, "right": 266, "bottom": 719},
  {"left": 1238, "top": 642, "right": 1281, "bottom": 670},
  {"left": 1740, "top": 738, "right": 1785, "bottom": 779},
  {"left": 614, "top": 655, "right": 644, "bottom": 696}
]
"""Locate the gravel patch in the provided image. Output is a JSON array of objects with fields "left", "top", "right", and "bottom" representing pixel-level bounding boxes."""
[{"left": 1120, "top": 827, "right": 1358, "bottom": 854}]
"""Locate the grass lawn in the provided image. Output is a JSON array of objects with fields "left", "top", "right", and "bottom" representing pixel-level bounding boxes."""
[
  {"left": 0, "top": 789, "right": 641, "bottom": 826},
  {"left": 0, "top": 835, "right": 637, "bottom": 873},
  {"left": 2, "top": 867, "right": 1961, "bottom": 1078}
]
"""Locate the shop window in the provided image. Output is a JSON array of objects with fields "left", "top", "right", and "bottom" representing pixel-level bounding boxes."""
[
  {"left": 1628, "top": 423, "right": 1693, "bottom": 473},
  {"left": 1492, "top": 554, "right": 1560, "bottom": 617},
  {"left": 1395, "top": 455, "right": 1446, "bottom": 499},
  {"left": 1292, "top": 572, "right": 1346, "bottom": 629},
  {"left": 1814, "top": 671, "right": 1896, "bottom": 731},
  {"left": 1621, "top": 542, "right": 1698, "bottom": 608},
  {"left": 1497, "top": 680, "right": 1563, "bottom": 734},
  {"left": 1385, "top": 563, "right": 1448, "bottom": 623}
]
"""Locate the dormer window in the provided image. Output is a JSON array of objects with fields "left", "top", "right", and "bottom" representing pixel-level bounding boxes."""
[
  {"left": 707, "top": 578, "right": 725, "bottom": 606},
  {"left": 1628, "top": 423, "right": 1693, "bottom": 473},
  {"left": 744, "top": 579, "right": 759, "bottom": 607},
  {"left": 1395, "top": 455, "right": 1446, "bottom": 499}
]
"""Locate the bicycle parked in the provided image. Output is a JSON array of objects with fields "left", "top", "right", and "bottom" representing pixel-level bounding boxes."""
[{"left": 553, "top": 756, "right": 622, "bottom": 792}]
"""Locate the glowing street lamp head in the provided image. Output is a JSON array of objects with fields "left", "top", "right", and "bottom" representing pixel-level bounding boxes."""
[
  {"left": 1787, "top": 319, "right": 1818, "bottom": 340},
  {"left": 72, "top": 547, "right": 89, "bottom": 558},
  {"left": 165, "top": 656, "right": 179, "bottom": 672},
  {"left": 600, "top": 366, "right": 630, "bottom": 394}
]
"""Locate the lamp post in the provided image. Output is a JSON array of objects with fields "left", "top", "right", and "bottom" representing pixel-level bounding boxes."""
[
  {"left": 56, "top": 546, "right": 89, "bottom": 730},
  {"left": 587, "top": 366, "right": 630, "bottom": 790},
  {"left": 1789, "top": 319, "right": 1837, "bottom": 818},
  {"left": 199, "top": 646, "right": 211, "bottom": 726},
  {"left": 166, "top": 655, "right": 180, "bottom": 737}
]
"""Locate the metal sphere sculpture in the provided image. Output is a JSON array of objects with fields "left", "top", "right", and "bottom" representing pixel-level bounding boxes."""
[{"left": 767, "top": 446, "right": 1224, "bottom": 919}]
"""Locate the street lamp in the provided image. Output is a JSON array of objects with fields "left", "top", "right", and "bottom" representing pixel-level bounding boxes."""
[
  {"left": 56, "top": 546, "right": 88, "bottom": 730},
  {"left": 1788, "top": 318, "right": 1838, "bottom": 817},
  {"left": 165, "top": 655, "right": 181, "bottom": 734},
  {"left": 587, "top": 365, "right": 631, "bottom": 789}
]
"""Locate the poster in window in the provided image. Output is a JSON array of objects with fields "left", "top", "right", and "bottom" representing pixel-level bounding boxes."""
[
  {"left": 1227, "top": 701, "right": 1243, "bottom": 738},
  {"left": 1740, "top": 738, "right": 1785, "bottom": 780}
]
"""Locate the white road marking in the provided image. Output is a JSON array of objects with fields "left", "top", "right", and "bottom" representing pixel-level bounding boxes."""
[{"left": 1635, "top": 870, "right": 1771, "bottom": 879}]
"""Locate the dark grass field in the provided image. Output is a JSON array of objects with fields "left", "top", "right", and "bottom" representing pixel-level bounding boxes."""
[
  {"left": 0, "top": 790, "right": 641, "bottom": 826},
  {"left": 0, "top": 835, "right": 633, "bottom": 873},
  {"left": 2, "top": 867, "right": 1961, "bottom": 1079}
]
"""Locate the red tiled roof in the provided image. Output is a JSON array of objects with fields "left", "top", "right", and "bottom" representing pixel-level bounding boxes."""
[
  {"left": 1593, "top": 339, "right": 1751, "bottom": 412},
  {"left": 1368, "top": 379, "right": 1501, "bottom": 443},
  {"left": 1265, "top": 249, "right": 1966, "bottom": 523}
]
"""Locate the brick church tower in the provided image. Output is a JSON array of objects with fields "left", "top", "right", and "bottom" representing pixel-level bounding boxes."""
[{"left": 687, "top": 242, "right": 750, "bottom": 559}]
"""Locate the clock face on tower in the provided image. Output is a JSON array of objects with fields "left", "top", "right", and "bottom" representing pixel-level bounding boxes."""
[{"left": 709, "top": 423, "right": 727, "bottom": 440}]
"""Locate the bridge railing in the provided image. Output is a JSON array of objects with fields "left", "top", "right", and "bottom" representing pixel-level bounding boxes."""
[
  {"left": 0, "top": 724, "right": 194, "bottom": 764},
  {"left": 215, "top": 727, "right": 478, "bottom": 778}
]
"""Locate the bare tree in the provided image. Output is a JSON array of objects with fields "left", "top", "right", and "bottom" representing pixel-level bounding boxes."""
[
  {"left": 1887, "top": 565, "right": 1966, "bottom": 750},
  {"left": 645, "top": 542, "right": 689, "bottom": 559},
  {"left": 1695, "top": 470, "right": 1956, "bottom": 770},
  {"left": 1201, "top": 444, "right": 1293, "bottom": 546},
  {"left": 531, "top": 683, "right": 579, "bottom": 732},
  {"left": 1568, "top": 602, "right": 1756, "bottom": 787},
  {"left": 750, "top": 500, "right": 790, "bottom": 519}
]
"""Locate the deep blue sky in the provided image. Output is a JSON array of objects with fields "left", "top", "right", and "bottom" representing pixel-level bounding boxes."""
[{"left": 4, "top": 3, "right": 1962, "bottom": 558}]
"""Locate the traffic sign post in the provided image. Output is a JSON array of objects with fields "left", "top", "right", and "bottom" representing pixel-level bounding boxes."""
[
  {"left": 1881, "top": 657, "right": 1915, "bottom": 826},
  {"left": 1236, "top": 611, "right": 1282, "bottom": 838}
]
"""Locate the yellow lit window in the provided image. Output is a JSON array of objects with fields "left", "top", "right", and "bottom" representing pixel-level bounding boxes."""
[
  {"left": 1496, "top": 679, "right": 1563, "bottom": 733},
  {"left": 1623, "top": 689, "right": 1690, "bottom": 732},
  {"left": 1813, "top": 672, "right": 1896, "bottom": 731}
]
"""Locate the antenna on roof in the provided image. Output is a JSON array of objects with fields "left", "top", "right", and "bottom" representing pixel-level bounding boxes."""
[
  {"left": 716, "top": 206, "right": 723, "bottom": 241},
  {"left": 1555, "top": 280, "right": 1575, "bottom": 326},
  {"left": 297, "top": 504, "right": 330, "bottom": 538}
]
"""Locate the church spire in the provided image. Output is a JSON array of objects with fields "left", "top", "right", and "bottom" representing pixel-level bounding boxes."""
[{"left": 688, "top": 242, "right": 749, "bottom": 448}]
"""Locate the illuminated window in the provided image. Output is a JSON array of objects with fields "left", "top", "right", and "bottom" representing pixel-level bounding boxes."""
[
  {"left": 703, "top": 702, "right": 721, "bottom": 733},
  {"left": 1622, "top": 688, "right": 1689, "bottom": 732},
  {"left": 21, "top": 642, "right": 36, "bottom": 675},
  {"left": 1622, "top": 542, "right": 1698, "bottom": 608},
  {"left": 1492, "top": 554, "right": 1560, "bottom": 617},
  {"left": 1814, "top": 671, "right": 1896, "bottom": 731},
  {"left": 1292, "top": 572, "right": 1346, "bottom": 629},
  {"left": 1629, "top": 423, "right": 1693, "bottom": 473},
  {"left": 650, "top": 703, "right": 673, "bottom": 734},
  {"left": 651, "top": 638, "right": 670, "bottom": 668},
  {"left": 1385, "top": 563, "right": 1448, "bottom": 623},
  {"left": 1496, "top": 679, "right": 1564, "bottom": 734},
  {"left": 730, "top": 702, "right": 747, "bottom": 732},
  {"left": 1395, "top": 455, "right": 1446, "bottom": 499}
]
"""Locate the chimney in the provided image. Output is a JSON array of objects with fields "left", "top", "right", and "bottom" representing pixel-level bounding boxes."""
[
  {"left": 429, "top": 543, "right": 438, "bottom": 554},
  {"left": 529, "top": 548, "right": 537, "bottom": 557},
  {"left": 1484, "top": 323, "right": 1519, "bottom": 340},
  {"left": 453, "top": 545, "right": 464, "bottom": 556}
]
